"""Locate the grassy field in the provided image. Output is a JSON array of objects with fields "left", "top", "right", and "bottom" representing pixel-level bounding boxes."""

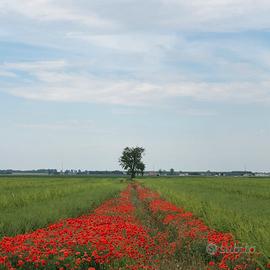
[
  {"left": 0, "top": 176, "right": 126, "bottom": 238},
  {"left": 140, "top": 177, "right": 270, "bottom": 262},
  {"left": 0, "top": 176, "right": 269, "bottom": 269}
]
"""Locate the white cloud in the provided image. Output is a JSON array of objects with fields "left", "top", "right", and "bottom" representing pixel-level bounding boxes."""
[
  {"left": 66, "top": 33, "right": 177, "bottom": 52},
  {"left": 2, "top": 60, "right": 270, "bottom": 106},
  {"left": 3, "top": 60, "right": 67, "bottom": 72},
  {"left": 1, "top": 0, "right": 270, "bottom": 107},
  {"left": 1, "top": 0, "right": 270, "bottom": 33},
  {"left": 0, "top": 70, "right": 17, "bottom": 77},
  {"left": 158, "top": 0, "right": 270, "bottom": 31},
  {"left": 0, "top": 0, "right": 116, "bottom": 29}
]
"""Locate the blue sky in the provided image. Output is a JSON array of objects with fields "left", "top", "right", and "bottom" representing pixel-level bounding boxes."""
[{"left": 0, "top": 0, "right": 270, "bottom": 171}]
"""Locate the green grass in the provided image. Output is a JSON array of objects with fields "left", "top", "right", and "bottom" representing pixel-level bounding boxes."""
[
  {"left": 0, "top": 176, "right": 126, "bottom": 238},
  {"left": 2, "top": 175, "right": 269, "bottom": 266},
  {"left": 140, "top": 177, "right": 270, "bottom": 262}
]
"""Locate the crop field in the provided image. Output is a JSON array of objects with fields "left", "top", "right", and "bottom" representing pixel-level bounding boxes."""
[
  {"left": 140, "top": 177, "right": 270, "bottom": 268},
  {"left": 0, "top": 176, "right": 269, "bottom": 269},
  {"left": 0, "top": 177, "right": 126, "bottom": 238}
]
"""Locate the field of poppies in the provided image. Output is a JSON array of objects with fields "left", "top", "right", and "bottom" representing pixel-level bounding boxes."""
[{"left": 0, "top": 177, "right": 269, "bottom": 269}]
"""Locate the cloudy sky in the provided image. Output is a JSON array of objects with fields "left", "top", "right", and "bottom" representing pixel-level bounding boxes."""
[{"left": 0, "top": 0, "right": 270, "bottom": 171}]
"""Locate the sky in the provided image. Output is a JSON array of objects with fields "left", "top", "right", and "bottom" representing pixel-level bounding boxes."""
[{"left": 0, "top": 0, "right": 270, "bottom": 171}]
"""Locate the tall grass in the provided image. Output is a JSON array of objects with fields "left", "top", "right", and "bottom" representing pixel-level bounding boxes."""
[
  {"left": 0, "top": 176, "right": 126, "bottom": 238},
  {"left": 140, "top": 177, "right": 270, "bottom": 262}
]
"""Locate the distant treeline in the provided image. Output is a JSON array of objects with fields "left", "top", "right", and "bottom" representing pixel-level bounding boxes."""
[
  {"left": 0, "top": 169, "right": 58, "bottom": 175},
  {"left": 0, "top": 169, "right": 125, "bottom": 176},
  {"left": 0, "top": 169, "right": 267, "bottom": 177},
  {"left": 1, "top": 168, "right": 270, "bottom": 177},
  {"left": 155, "top": 170, "right": 256, "bottom": 177}
]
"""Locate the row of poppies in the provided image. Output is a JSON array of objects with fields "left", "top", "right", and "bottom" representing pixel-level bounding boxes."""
[{"left": 0, "top": 185, "right": 174, "bottom": 270}]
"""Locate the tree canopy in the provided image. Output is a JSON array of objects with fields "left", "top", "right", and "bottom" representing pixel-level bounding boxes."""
[{"left": 119, "top": 147, "right": 145, "bottom": 179}]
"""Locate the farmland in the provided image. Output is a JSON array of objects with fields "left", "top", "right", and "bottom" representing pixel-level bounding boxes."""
[
  {"left": 0, "top": 176, "right": 269, "bottom": 269},
  {"left": 0, "top": 176, "right": 126, "bottom": 238},
  {"left": 140, "top": 177, "right": 270, "bottom": 267}
]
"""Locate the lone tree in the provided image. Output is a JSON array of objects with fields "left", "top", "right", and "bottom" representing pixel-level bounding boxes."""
[{"left": 119, "top": 146, "right": 145, "bottom": 179}]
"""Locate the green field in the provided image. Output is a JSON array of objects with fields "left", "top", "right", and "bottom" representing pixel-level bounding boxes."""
[
  {"left": 1, "top": 176, "right": 269, "bottom": 267},
  {"left": 0, "top": 176, "right": 126, "bottom": 238},
  {"left": 140, "top": 177, "right": 270, "bottom": 262}
]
